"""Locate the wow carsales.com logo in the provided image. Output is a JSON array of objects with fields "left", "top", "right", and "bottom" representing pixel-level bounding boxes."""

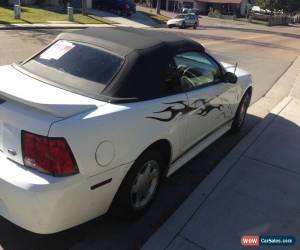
[{"left": 241, "top": 235, "right": 295, "bottom": 247}]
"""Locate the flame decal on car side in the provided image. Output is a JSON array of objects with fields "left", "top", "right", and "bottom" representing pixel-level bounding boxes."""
[
  {"left": 146, "top": 101, "right": 197, "bottom": 122},
  {"left": 191, "top": 98, "right": 224, "bottom": 116},
  {"left": 146, "top": 98, "right": 225, "bottom": 122}
]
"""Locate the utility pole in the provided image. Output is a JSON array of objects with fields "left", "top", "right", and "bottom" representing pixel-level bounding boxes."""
[
  {"left": 156, "top": 0, "right": 161, "bottom": 14},
  {"left": 82, "top": 0, "right": 87, "bottom": 16}
]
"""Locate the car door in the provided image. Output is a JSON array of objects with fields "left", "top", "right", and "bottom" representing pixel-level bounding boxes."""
[
  {"left": 143, "top": 61, "right": 190, "bottom": 161},
  {"left": 174, "top": 51, "right": 237, "bottom": 150}
]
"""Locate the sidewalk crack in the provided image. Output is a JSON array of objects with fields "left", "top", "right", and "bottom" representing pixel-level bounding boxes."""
[
  {"left": 178, "top": 235, "right": 206, "bottom": 250},
  {"left": 243, "top": 155, "right": 300, "bottom": 176}
]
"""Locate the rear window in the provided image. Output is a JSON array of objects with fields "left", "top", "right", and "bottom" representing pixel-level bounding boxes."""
[{"left": 22, "top": 40, "right": 123, "bottom": 95}]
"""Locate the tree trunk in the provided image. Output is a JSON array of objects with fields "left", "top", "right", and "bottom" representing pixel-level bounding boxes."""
[
  {"left": 82, "top": 0, "right": 87, "bottom": 16},
  {"left": 156, "top": 0, "right": 161, "bottom": 14}
]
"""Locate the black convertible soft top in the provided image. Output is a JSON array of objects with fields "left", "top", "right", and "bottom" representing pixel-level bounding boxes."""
[{"left": 54, "top": 27, "right": 205, "bottom": 102}]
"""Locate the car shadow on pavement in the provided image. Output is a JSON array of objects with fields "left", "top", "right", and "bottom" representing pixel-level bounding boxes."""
[{"left": 0, "top": 113, "right": 262, "bottom": 250}]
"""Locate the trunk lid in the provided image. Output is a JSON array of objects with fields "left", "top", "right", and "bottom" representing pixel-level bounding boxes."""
[
  {"left": 0, "top": 65, "right": 106, "bottom": 165},
  {"left": 0, "top": 65, "right": 106, "bottom": 118}
]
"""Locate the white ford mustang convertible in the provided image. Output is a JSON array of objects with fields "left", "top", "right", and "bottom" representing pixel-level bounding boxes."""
[{"left": 0, "top": 27, "right": 252, "bottom": 234}]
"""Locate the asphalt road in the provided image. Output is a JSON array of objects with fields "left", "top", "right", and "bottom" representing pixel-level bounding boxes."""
[
  {"left": 0, "top": 25, "right": 299, "bottom": 250},
  {"left": 167, "top": 24, "right": 300, "bottom": 103}
]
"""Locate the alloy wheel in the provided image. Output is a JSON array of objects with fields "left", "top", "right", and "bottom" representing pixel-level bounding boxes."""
[
  {"left": 130, "top": 160, "right": 160, "bottom": 210},
  {"left": 238, "top": 94, "right": 250, "bottom": 127}
]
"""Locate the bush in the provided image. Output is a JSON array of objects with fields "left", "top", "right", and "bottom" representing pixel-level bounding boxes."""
[
  {"left": 208, "top": 8, "right": 221, "bottom": 18},
  {"left": 213, "top": 9, "right": 221, "bottom": 17}
]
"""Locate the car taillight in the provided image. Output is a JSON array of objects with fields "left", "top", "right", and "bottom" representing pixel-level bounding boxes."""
[{"left": 21, "top": 131, "right": 78, "bottom": 176}]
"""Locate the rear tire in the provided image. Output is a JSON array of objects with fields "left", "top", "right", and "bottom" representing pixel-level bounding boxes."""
[
  {"left": 193, "top": 23, "right": 197, "bottom": 29},
  {"left": 230, "top": 91, "right": 251, "bottom": 133},
  {"left": 110, "top": 150, "right": 164, "bottom": 218}
]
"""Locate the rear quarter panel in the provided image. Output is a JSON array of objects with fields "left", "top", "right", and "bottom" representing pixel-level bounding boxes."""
[{"left": 48, "top": 94, "right": 188, "bottom": 177}]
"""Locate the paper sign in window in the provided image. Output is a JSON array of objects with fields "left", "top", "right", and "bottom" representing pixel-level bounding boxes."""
[{"left": 40, "top": 40, "right": 75, "bottom": 60}]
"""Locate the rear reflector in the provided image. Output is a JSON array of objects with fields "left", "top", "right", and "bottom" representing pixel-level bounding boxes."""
[
  {"left": 21, "top": 131, "right": 78, "bottom": 176},
  {"left": 90, "top": 178, "right": 112, "bottom": 190}
]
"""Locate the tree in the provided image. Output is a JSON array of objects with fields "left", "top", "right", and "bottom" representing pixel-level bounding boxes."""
[
  {"left": 255, "top": 0, "right": 300, "bottom": 12},
  {"left": 287, "top": 0, "right": 300, "bottom": 13},
  {"left": 177, "top": 0, "right": 183, "bottom": 11},
  {"left": 156, "top": 0, "right": 161, "bottom": 14},
  {"left": 82, "top": 0, "right": 87, "bottom": 16}
]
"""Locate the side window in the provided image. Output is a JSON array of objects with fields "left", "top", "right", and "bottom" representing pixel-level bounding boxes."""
[
  {"left": 174, "top": 51, "right": 222, "bottom": 91},
  {"left": 163, "top": 61, "right": 182, "bottom": 95}
]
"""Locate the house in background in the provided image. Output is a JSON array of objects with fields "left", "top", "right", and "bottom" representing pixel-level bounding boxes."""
[
  {"left": 165, "top": 0, "right": 253, "bottom": 16},
  {"left": 6, "top": 0, "right": 251, "bottom": 16}
]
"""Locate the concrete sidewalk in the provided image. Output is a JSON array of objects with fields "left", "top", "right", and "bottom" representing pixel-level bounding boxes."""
[{"left": 143, "top": 71, "right": 300, "bottom": 249}]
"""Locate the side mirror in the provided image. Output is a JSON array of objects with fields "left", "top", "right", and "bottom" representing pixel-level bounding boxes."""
[{"left": 224, "top": 72, "right": 238, "bottom": 84}]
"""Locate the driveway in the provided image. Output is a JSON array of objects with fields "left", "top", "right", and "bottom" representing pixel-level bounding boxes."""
[{"left": 87, "top": 8, "right": 157, "bottom": 28}]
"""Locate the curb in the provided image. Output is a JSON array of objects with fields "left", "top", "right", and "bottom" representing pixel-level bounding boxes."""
[
  {"left": 248, "top": 55, "right": 300, "bottom": 118},
  {"left": 0, "top": 26, "right": 85, "bottom": 30},
  {"left": 0, "top": 24, "right": 113, "bottom": 31},
  {"left": 0, "top": 23, "right": 154, "bottom": 30},
  {"left": 142, "top": 95, "right": 292, "bottom": 250},
  {"left": 142, "top": 56, "right": 300, "bottom": 250}
]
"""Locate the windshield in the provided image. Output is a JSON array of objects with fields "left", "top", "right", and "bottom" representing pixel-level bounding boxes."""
[{"left": 22, "top": 40, "right": 123, "bottom": 95}]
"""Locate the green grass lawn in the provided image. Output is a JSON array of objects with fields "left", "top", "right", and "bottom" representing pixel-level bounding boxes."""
[
  {"left": 0, "top": 6, "right": 115, "bottom": 24},
  {"left": 139, "top": 10, "right": 169, "bottom": 24}
]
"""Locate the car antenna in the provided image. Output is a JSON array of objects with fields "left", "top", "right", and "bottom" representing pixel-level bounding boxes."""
[{"left": 234, "top": 62, "right": 238, "bottom": 74}]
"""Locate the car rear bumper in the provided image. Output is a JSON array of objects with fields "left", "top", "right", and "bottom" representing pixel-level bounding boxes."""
[{"left": 0, "top": 151, "right": 130, "bottom": 234}]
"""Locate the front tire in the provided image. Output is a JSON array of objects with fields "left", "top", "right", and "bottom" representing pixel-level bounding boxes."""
[
  {"left": 230, "top": 91, "right": 251, "bottom": 133},
  {"left": 111, "top": 150, "right": 164, "bottom": 217},
  {"left": 181, "top": 22, "right": 186, "bottom": 29},
  {"left": 193, "top": 23, "right": 197, "bottom": 29}
]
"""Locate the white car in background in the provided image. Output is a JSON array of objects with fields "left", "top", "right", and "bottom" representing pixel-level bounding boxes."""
[
  {"left": 0, "top": 27, "right": 252, "bottom": 234},
  {"left": 167, "top": 14, "right": 199, "bottom": 29}
]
